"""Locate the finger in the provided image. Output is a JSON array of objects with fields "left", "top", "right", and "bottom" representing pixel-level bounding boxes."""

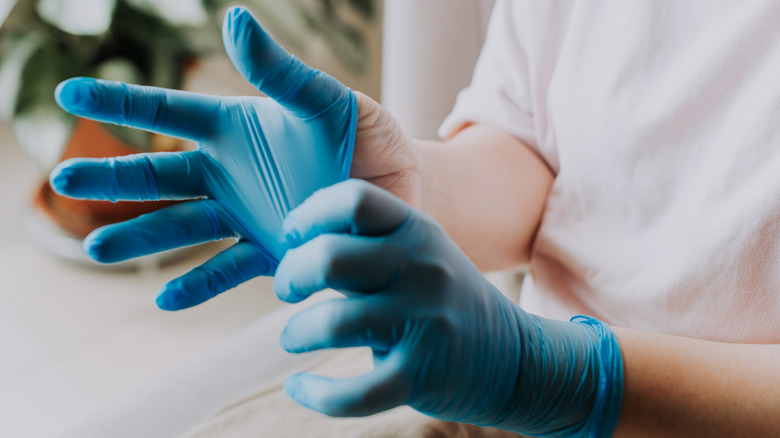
[
  {"left": 284, "top": 362, "right": 410, "bottom": 417},
  {"left": 283, "top": 179, "right": 410, "bottom": 247},
  {"left": 83, "top": 200, "right": 235, "bottom": 263},
  {"left": 281, "top": 298, "right": 397, "bottom": 354},
  {"left": 156, "top": 241, "right": 276, "bottom": 311},
  {"left": 274, "top": 233, "right": 402, "bottom": 303},
  {"left": 49, "top": 150, "right": 209, "bottom": 202},
  {"left": 222, "top": 6, "right": 352, "bottom": 118},
  {"left": 55, "top": 77, "right": 220, "bottom": 141}
]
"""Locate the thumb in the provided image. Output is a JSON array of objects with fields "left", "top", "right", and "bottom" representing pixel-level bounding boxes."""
[
  {"left": 284, "top": 364, "right": 410, "bottom": 418},
  {"left": 222, "top": 6, "right": 351, "bottom": 118}
]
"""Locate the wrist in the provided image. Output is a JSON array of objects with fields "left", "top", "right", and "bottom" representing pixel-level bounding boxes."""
[
  {"left": 409, "top": 138, "right": 453, "bottom": 220},
  {"left": 351, "top": 91, "right": 423, "bottom": 209},
  {"left": 407, "top": 138, "right": 431, "bottom": 212},
  {"left": 505, "top": 312, "right": 624, "bottom": 437},
  {"left": 569, "top": 316, "right": 624, "bottom": 438}
]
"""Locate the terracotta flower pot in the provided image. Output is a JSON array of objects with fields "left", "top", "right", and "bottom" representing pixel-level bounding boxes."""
[{"left": 34, "top": 118, "right": 178, "bottom": 239}]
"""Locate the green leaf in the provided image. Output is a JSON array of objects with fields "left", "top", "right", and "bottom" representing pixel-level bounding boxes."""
[
  {"left": 345, "top": 0, "right": 375, "bottom": 19},
  {"left": 14, "top": 42, "right": 85, "bottom": 169},
  {"left": 106, "top": 1, "right": 222, "bottom": 87},
  {"left": 94, "top": 56, "right": 142, "bottom": 83},
  {"left": 35, "top": 0, "right": 116, "bottom": 35},
  {"left": 15, "top": 44, "right": 85, "bottom": 115},
  {"left": 125, "top": 0, "right": 208, "bottom": 27},
  {"left": 0, "top": 33, "right": 43, "bottom": 120}
]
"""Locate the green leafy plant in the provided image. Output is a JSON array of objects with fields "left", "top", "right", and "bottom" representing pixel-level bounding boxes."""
[{"left": 0, "top": 0, "right": 376, "bottom": 171}]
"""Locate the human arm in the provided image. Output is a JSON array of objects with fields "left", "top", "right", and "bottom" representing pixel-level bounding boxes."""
[
  {"left": 612, "top": 328, "right": 780, "bottom": 437},
  {"left": 352, "top": 110, "right": 780, "bottom": 435},
  {"left": 414, "top": 125, "right": 552, "bottom": 271}
]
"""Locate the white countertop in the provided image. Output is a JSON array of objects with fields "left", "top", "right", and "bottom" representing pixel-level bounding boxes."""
[{"left": 0, "top": 122, "right": 283, "bottom": 437}]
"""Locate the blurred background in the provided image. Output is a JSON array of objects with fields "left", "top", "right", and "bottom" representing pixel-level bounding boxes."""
[{"left": 0, "top": 0, "right": 382, "bottom": 436}]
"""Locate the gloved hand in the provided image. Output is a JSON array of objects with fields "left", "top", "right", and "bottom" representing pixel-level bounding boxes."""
[
  {"left": 49, "top": 6, "right": 358, "bottom": 310},
  {"left": 275, "top": 179, "right": 624, "bottom": 437}
]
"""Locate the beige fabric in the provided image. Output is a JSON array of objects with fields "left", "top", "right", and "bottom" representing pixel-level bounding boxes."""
[{"left": 178, "top": 348, "right": 523, "bottom": 438}]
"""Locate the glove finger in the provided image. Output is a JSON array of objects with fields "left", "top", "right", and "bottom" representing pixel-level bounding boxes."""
[
  {"left": 83, "top": 200, "right": 235, "bottom": 263},
  {"left": 156, "top": 241, "right": 276, "bottom": 311},
  {"left": 284, "top": 362, "right": 410, "bottom": 417},
  {"left": 281, "top": 298, "right": 397, "bottom": 354},
  {"left": 55, "top": 77, "right": 219, "bottom": 141},
  {"left": 50, "top": 150, "right": 209, "bottom": 202},
  {"left": 222, "top": 6, "right": 351, "bottom": 118},
  {"left": 275, "top": 233, "right": 402, "bottom": 303},
  {"left": 283, "top": 180, "right": 410, "bottom": 247}
]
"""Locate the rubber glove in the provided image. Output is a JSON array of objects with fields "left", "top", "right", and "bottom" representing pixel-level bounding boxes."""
[
  {"left": 48, "top": 6, "right": 357, "bottom": 310},
  {"left": 275, "top": 180, "right": 624, "bottom": 437}
]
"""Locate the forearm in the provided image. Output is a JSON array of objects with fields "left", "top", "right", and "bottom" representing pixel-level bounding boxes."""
[
  {"left": 613, "top": 327, "right": 780, "bottom": 437},
  {"left": 414, "top": 124, "right": 553, "bottom": 271}
]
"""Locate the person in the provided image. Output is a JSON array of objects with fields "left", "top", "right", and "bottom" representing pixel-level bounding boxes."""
[{"left": 49, "top": 1, "right": 780, "bottom": 436}]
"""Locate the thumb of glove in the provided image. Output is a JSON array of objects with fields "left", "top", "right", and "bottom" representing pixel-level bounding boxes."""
[{"left": 222, "top": 6, "right": 351, "bottom": 118}]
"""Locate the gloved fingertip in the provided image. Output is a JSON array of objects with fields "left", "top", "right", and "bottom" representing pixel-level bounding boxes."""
[
  {"left": 279, "top": 327, "right": 294, "bottom": 352},
  {"left": 155, "top": 285, "right": 187, "bottom": 311},
  {"left": 82, "top": 231, "right": 107, "bottom": 262},
  {"left": 226, "top": 5, "right": 249, "bottom": 21},
  {"left": 49, "top": 163, "right": 74, "bottom": 195},
  {"left": 273, "top": 278, "right": 307, "bottom": 304},
  {"left": 279, "top": 324, "right": 308, "bottom": 353},
  {"left": 157, "top": 272, "right": 217, "bottom": 311},
  {"left": 53, "top": 80, "right": 68, "bottom": 109},
  {"left": 281, "top": 228, "right": 302, "bottom": 249},
  {"left": 223, "top": 5, "right": 251, "bottom": 42},
  {"left": 55, "top": 77, "right": 98, "bottom": 112},
  {"left": 284, "top": 373, "right": 306, "bottom": 402},
  {"left": 280, "top": 212, "right": 308, "bottom": 247}
]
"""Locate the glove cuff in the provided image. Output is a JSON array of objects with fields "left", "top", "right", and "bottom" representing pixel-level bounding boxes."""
[
  {"left": 570, "top": 316, "right": 624, "bottom": 438},
  {"left": 339, "top": 90, "right": 358, "bottom": 181}
]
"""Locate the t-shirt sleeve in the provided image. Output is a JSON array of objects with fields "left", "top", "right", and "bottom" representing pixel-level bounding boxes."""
[{"left": 438, "top": 0, "right": 537, "bottom": 150}]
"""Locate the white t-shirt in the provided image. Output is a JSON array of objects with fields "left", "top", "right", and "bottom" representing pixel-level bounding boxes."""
[{"left": 440, "top": 0, "right": 780, "bottom": 343}]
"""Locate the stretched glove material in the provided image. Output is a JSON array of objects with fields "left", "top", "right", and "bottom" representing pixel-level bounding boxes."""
[
  {"left": 49, "top": 7, "right": 357, "bottom": 310},
  {"left": 276, "top": 180, "right": 624, "bottom": 437}
]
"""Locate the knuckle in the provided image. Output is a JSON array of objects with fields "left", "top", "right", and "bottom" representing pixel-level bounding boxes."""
[
  {"left": 344, "top": 179, "right": 373, "bottom": 206},
  {"left": 320, "top": 397, "right": 351, "bottom": 417},
  {"left": 416, "top": 257, "right": 453, "bottom": 290},
  {"left": 321, "top": 302, "right": 350, "bottom": 337},
  {"left": 118, "top": 83, "right": 133, "bottom": 125},
  {"left": 189, "top": 265, "right": 222, "bottom": 298},
  {"left": 197, "top": 200, "right": 229, "bottom": 240},
  {"left": 427, "top": 310, "right": 456, "bottom": 337},
  {"left": 314, "top": 235, "right": 347, "bottom": 285},
  {"left": 418, "top": 213, "right": 445, "bottom": 235},
  {"left": 344, "top": 180, "right": 378, "bottom": 225},
  {"left": 147, "top": 90, "right": 166, "bottom": 130}
]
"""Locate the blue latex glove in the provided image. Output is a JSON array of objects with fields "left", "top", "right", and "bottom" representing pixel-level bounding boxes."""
[
  {"left": 49, "top": 7, "right": 357, "bottom": 310},
  {"left": 275, "top": 180, "right": 624, "bottom": 437}
]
